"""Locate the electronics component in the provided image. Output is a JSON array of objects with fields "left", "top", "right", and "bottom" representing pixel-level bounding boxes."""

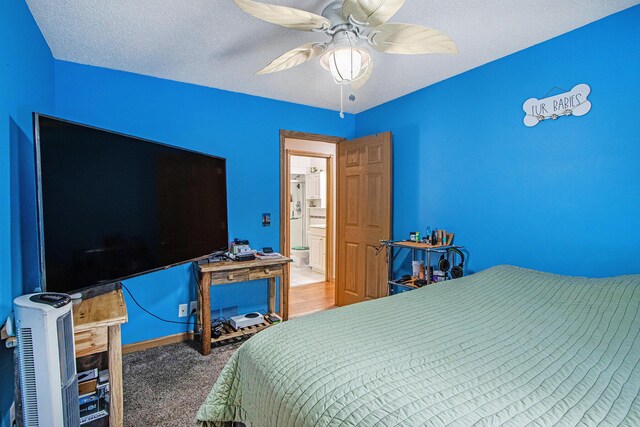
[
  {"left": 265, "top": 313, "right": 282, "bottom": 324},
  {"left": 79, "top": 382, "right": 108, "bottom": 426},
  {"left": 212, "top": 327, "right": 222, "bottom": 339},
  {"left": 98, "top": 369, "right": 109, "bottom": 384},
  {"left": 230, "top": 312, "right": 264, "bottom": 330},
  {"left": 197, "top": 251, "right": 226, "bottom": 265},
  {"left": 229, "top": 238, "right": 250, "bottom": 254},
  {"left": 231, "top": 244, "right": 251, "bottom": 254},
  {"left": 226, "top": 252, "right": 256, "bottom": 261},
  {"left": 228, "top": 238, "right": 257, "bottom": 261},
  {"left": 35, "top": 114, "right": 229, "bottom": 296},
  {"left": 79, "top": 367, "right": 110, "bottom": 424},
  {"left": 77, "top": 368, "right": 98, "bottom": 383},
  {"left": 211, "top": 320, "right": 227, "bottom": 339}
]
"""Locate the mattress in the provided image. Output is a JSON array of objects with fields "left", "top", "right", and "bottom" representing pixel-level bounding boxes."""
[{"left": 197, "top": 265, "right": 640, "bottom": 426}]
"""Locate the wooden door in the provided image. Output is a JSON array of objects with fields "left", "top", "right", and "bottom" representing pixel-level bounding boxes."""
[
  {"left": 320, "top": 236, "right": 326, "bottom": 273},
  {"left": 336, "top": 132, "right": 392, "bottom": 306}
]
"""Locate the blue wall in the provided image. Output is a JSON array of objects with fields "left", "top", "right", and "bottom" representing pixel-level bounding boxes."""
[
  {"left": 53, "top": 61, "right": 355, "bottom": 345},
  {"left": 2, "top": 3, "right": 639, "bottom": 426},
  {"left": 356, "top": 5, "right": 640, "bottom": 277},
  {"left": 0, "top": 1, "right": 55, "bottom": 425}
]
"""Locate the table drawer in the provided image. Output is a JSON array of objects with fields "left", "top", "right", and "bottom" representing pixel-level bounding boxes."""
[
  {"left": 75, "top": 327, "right": 108, "bottom": 357},
  {"left": 210, "top": 269, "right": 250, "bottom": 284},
  {"left": 249, "top": 265, "right": 283, "bottom": 280}
]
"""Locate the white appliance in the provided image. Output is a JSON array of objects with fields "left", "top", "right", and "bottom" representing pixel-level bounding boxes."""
[
  {"left": 230, "top": 312, "right": 264, "bottom": 330},
  {"left": 14, "top": 293, "right": 80, "bottom": 427}
]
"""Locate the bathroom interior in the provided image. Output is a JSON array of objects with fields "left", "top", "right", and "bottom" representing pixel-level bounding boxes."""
[{"left": 289, "top": 155, "right": 329, "bottom": 287}]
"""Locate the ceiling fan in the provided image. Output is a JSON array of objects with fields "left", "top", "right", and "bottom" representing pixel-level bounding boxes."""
[{"left": 234, "top": 0, "right": 458, "bottom": 107}]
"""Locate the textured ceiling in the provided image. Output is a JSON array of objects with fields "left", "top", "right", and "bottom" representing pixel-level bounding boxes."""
[{"left": 25, "top": 0, "right": 638, "bottom": 113}]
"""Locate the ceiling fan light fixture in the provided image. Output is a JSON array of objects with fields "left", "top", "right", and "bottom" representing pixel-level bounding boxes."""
[
  {"left": 233, "top": 0, "right": 457, "bottom": 115},
  {"left": 320, "top": 46, "right": 371, "bottom": 84}
]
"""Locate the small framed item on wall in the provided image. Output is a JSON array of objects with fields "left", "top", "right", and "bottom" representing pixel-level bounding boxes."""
[{"left": 523, "top": 84, "right": 591, "bottom": 127}]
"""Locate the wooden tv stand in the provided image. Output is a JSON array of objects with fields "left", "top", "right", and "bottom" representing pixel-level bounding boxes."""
[
  {"left": 73, "top": 289, "right": 128, "bottom": 427},
  {"left": 197, "top": 257, "right": 292, "bottom": 356}
]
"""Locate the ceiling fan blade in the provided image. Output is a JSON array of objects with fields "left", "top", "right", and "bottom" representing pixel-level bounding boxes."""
[
  {"left": 256, "top": 43, "right": 324, "bottom": 75},
  {"left": 234, "top": 0, "right": 331, "bottom": 31},
  {"left": 351, "top": 63, "right": 373, "bottom": 90},
  {"left": 369, "top": 23, "right": 458, "bottom": 54},
  {"left": 342, "top": 0, "right": 405, "bottom": 27}
]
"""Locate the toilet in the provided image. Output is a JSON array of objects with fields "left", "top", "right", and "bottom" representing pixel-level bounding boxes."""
[{"left": 290, "top": 246, "right": 309, "bottom": 267}]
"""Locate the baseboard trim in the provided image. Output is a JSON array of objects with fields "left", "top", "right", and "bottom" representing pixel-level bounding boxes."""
[{"left": 123, "top": 332, "right": 194, "bottom": 354}]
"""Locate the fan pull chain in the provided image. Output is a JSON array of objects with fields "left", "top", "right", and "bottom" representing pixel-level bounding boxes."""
[{"left": 340, "top": 83, "right": 345, "bottom": 119}]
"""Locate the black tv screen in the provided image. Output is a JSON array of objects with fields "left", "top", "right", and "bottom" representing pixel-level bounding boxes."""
[{"left": 34, "top": 114, "right": 228, "bottom": 294}]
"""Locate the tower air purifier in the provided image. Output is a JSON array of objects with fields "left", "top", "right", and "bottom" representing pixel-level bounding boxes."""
[{"left": 14, "top": 293, "right": 80, "bottom": 427}]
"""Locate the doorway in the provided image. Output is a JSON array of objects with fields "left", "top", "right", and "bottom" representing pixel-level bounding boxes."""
[
  {"left": 280, "top": 131, "right": 339, "bottom": 317},
  {"left": 280, "top": 130, "right": 393, "bottom": 315},
  {"left": 289, "top": 154, "right": 329, "bottom": 286}
]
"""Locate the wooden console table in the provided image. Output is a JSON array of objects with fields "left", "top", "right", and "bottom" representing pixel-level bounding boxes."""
[
  {"left": 197, "top": 257, "right": 292, "bottom": 356},
  {"left": 73, "top": 289, "right": 128, "bottom": 427}
]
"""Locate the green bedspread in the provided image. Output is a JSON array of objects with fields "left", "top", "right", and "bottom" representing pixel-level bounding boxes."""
[{"left": 197, "top": 265, "right": 640, "bottom": 426}]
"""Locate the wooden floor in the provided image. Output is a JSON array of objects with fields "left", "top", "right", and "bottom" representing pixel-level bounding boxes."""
[{"left": 289, "top": 281, "right": 336, "bottom": 318}]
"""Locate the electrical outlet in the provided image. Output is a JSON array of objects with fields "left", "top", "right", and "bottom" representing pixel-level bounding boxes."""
[
  {"left": 189, "top": 301, "right": 197, "bottom": 315},
  {"left": 178, "top": 304, "right": 188, "bottom": 318}
]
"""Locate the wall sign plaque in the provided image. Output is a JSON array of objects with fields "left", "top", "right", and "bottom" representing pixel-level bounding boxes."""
[{"left": 523, "top": 84, "right": 591, "bottom": 127}]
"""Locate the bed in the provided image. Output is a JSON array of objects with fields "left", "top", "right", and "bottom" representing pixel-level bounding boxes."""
[{"left": 197, "top": 265, "right": 640, "bottom": 426}]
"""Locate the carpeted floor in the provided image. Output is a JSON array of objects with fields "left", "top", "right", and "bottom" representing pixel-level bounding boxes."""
[{"left": 123, "top": 340, "right": 241, "bottom": 426}]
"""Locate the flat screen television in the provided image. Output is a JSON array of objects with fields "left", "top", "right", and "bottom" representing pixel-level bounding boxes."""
[{"left": 34, "top": 114, "right": 229, "bottom": 294}]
